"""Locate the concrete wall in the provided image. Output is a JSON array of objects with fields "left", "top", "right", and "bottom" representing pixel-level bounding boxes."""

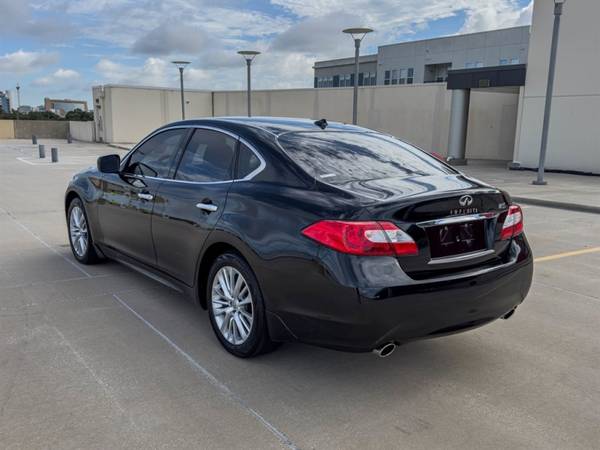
[
  {"left": 69, "top": 121, "right": 95, "bottom": 142},
  {"left": 94, "top": 83, "right": 519, "bottom": 160},
  {"left": 214, "top": 84, "right": 518, "bottom": 159},
  {"left": 0, "top": 120, "right": 14, "bottom": 139},
  {"left": 514, "top": 0, "right": 600, "bottom": 174},
  {"left": 93, "top": 85, "right": 213, "bottom": 143},
  {"left": 214, "top": 84, "right": 452, "bottom": 154},
  {"left": 466, "top": 87, "right": 520, "bottom": 161},
  {"left": 13, "top": 120, "right": 68, "bottom": 139}
]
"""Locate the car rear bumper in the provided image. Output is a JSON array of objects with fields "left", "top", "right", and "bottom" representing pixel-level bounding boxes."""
[{"left": 265, "top": 236, "right": 533, "bottom": 352}]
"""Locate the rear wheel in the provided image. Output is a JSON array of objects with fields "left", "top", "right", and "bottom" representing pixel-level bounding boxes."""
[
  {"left": 207, "top": 252, "right": 277, "bottom": 357},
  {"left": 67, "top": 198, "right": 101, "bottom": 265}
]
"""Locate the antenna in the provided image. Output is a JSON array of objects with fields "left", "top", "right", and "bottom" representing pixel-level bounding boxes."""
[{"left": 314, "top": 118, "right": 328, "bottom": 130}]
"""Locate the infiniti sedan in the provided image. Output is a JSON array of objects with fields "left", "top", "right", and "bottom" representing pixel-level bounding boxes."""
[{"left": 65, "top": 117, "right": 533, "bottom": 357}]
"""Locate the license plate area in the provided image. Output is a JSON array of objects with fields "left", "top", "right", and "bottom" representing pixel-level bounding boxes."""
[{"left": 426, "top": 220, "right": 486, "bottom": 258}]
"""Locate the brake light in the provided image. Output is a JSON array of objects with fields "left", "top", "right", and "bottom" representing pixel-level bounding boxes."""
[
  {"left": 301, "top": 220, "right": 418, "bottom": 256},
  {"left": 500, "top": 205, "right": 523, "bottom": 240}
]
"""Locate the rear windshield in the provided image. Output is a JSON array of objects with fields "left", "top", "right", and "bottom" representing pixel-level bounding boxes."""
[{"left": 277, "top": 131, "right": 454, "bottom": 185}]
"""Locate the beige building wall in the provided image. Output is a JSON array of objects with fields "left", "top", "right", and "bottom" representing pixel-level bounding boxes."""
[
  {"left": 93, "top": 85, "right": 213, "bottom": 143},
  {"left": 514, "top": 0, "right": 600, "bottom": 173},
  {"left": 467, "top": 87, "right": 521, "bottom": 161},
  {"left": 214, "top": 84, "right": 453, "bottom": 155},
  {"left": 69, "top": 121, "right": 96, "bottom": 142},
  {"left": 94, "top": 83, "right": 519, "bottom": 161},
  {"left": 0, "top": 120, "right": 14, "bottom": 139}
]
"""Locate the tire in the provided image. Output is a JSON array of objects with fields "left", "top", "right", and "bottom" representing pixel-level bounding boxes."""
[
  {"left": 207, "top": 252, "right": 277, "bottom": 357},
  {"left": 67, "top": 197, "right": 101, "bottom": 265}
]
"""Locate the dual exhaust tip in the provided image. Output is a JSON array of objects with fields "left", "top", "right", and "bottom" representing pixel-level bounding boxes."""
[{"left": 373, "top": 342, "right": 397, "bottom": 358}]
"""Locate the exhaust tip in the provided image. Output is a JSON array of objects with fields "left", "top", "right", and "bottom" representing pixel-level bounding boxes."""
[{"left": 373, "top": 342, "right": 396, "bottom": 358}]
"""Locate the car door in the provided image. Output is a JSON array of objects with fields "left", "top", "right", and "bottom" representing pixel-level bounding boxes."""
[
  {"left": 152, "top": 128, "right": 237, "bottom": 285},
  {"left": 97, "top": 128, "right": 188, "bottom": 266}
]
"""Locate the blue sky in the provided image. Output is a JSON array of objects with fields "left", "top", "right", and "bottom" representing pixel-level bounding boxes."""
[{"left": 0, "top": 0, "right": 532, "bottom": 107}]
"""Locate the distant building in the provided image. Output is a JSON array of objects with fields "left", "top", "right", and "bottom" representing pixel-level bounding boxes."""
[
  {"left": 314, "top": 25, "right": 530, "bottom": 87},
  {"left": 0, "top": 91, "right": 10, "bottom": 113},
  {"left": 44, "top": 98, "right": 88, "bottom": 116},
  {"left": 17, "top": 105, "right": 33, "bottom": 114}
]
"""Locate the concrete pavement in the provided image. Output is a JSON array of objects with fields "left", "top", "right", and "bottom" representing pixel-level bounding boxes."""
[{"left": 1, "top": 139, "right": 599, "bottom": 449}]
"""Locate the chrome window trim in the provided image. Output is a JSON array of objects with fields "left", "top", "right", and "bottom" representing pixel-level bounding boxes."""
[{"left": 119, "top": 124, "right": 266, "bottom": 185}]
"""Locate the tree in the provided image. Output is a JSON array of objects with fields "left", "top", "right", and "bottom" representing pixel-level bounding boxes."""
[{"left": 65, "top": 109, "right": 94, "bottom": 121}]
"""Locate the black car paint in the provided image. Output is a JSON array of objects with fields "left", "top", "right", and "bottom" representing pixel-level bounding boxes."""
[{"left": 65, "top": 117, "right": 533, "bottom": 352}]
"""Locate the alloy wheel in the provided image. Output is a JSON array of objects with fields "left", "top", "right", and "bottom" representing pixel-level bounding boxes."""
[
  {"left": 69, "top": 205, "right": 88, "bottom": 257},
  {"left": 211, "top": 266, "right": 254, "bottom": 345}
]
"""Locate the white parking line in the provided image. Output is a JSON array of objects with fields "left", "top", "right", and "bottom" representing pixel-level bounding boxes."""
[
  {"left": 0, "top": 206, "right": 92, "bottom": 278},
  {"left": 112, "top": 293, "right": 299, "bottom": 450},
  {"left": 16, "top": 156, "right": 97, "bottom": 166}
]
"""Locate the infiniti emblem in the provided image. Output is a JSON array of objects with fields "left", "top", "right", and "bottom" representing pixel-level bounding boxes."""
[{"left": 459, "top": 195, "right": 473, "bottom": 207}]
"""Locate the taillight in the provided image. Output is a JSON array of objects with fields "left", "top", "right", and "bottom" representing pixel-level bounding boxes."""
[
  {"left": 301, "top": 220, "right": 418, "bottom": 256},
  {"left": 500, "top": 205, "right": 524, "bottom": 240}
]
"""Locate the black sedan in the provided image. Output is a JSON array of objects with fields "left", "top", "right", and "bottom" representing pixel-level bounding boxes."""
[{"left": 65, "top": 117, "right": 533, "bottom": 358}]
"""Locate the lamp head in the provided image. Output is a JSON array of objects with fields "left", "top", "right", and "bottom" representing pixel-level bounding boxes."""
[
  {"left": 171, "top": 60, "right": 190, "bottom": 69},
  {"left": 342, "top": 27, "right": 374, "bottom": 41},
  {"left": 238, "top": 50, "right": 261, "bottom": 62}
]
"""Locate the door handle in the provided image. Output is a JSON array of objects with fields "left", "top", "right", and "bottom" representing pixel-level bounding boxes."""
[
  {"left": 196, "top": 202, "right": 218, "bottom": 213},
  {"left": 137, "top": 192, "right": 154, "bottom": 201}
]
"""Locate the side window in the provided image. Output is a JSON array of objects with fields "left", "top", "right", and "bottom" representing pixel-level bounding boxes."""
[
  {"left": 175, "top": 129, "right": 236, "bottom": 182},
  {"left": 124, "top": 129, "right": 185, "bottom": 178},
  {"left": 236, "top": 143, "right": 261, "bottom": 179}
]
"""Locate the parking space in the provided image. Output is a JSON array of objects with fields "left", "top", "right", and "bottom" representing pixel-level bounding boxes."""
[{"left": 1, "top": 139, "right": 599, "bottom": 449}]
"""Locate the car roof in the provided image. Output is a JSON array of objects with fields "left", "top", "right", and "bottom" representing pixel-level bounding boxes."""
[{"left": 167, "top": 116, "right": 371, "bottom": 136}]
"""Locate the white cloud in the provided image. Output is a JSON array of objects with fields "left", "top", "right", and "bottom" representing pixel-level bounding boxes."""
[
  {"left": 460, "top": 0, "right": 534, "bottom": 33},
  {"left": 32, "top": 68, "right": 80, "bottom": 86},
  {"left": 0, "top": 50, "right": 59, "bottom": 74},
  {"left": 95, "top": 58, "right": 170, "bottom": 86}
]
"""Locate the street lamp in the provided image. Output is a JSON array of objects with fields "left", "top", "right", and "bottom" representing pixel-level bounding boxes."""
[
  {"left": 15, "top": 83, "right": 20, "bottom": 121},
  {"left": 171, "top": 61, "right": 190, "bottom": 120},
  {"left": 533, "top": 0, "right": 565, "bottom": 186},
  {"left": 343, "top": 27, "right": 373, "bottom": 125},
  {"left": 237, "top": 50, "right": 260, "bottom": 117}
]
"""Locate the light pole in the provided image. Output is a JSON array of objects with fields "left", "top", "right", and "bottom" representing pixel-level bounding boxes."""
[
  {"left": 533, "top": 0, "right": 565, "bottom": 186},
  {"left": 237, "top": 51, "right": 260, "bottom": 117},
  {"left": 343, "top": 27, "right": 373, "bottom": 125},
  {"left": 171, "top": 61, "right": 190, "bottom": 120},
  {"left": 15, "top": 83, "right": 20, "bottom": 121}
]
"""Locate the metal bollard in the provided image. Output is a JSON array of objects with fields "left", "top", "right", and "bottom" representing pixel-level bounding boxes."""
[
  {"left": 51, "top": 147, "right": 59, "bottom": 163},
  {"left": 32, "top": 135, "right": 37, "bottom": 145},
  {"left": 38, "top": 144, "right": 45, "bottom": 158}
]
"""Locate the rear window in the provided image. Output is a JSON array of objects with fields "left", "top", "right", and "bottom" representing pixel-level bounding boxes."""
[{"left": 277, "top": 131, "right": 454, "bottom": 185}]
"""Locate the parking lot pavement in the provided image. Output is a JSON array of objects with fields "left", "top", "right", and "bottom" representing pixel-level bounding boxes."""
[{"left": 1, "top": 139, "right": 599, "bottom": 450}]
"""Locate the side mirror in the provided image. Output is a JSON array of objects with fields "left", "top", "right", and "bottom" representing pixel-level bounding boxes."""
[{"left": 97, "top": 154, "right": 121, "bottom": 173}]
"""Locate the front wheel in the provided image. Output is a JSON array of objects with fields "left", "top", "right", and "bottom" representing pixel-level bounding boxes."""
[
  {"left": 67, "top": 198, "right": 101, "bottom": 265},
  {"left": 207, "top": 252, "right": 277, "bottom": 357}
]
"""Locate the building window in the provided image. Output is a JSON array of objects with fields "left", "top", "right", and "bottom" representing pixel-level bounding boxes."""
[
  {"left": 371, "top": 72, "right": 377, "bottom": 85},
  {"left": 384, "top": 70, "right": 390, "bottom": 85},
  {"left": 499, "top": 58, "right": 508, "bottom": 65},
  {"left": 465, "top": 61, "right": 483, "bottom": 69},
  {"left": 511, "top": 58, "right": 520, "bottom": 65},
  {"left": 358, "top": 72, "right": 364, "bottom": 86},
  {"left": 391, "top": 69, "right": 398, "bottom": 85},
  {"left": 407, "top": 68, "right": 414, "bottom": 84}
]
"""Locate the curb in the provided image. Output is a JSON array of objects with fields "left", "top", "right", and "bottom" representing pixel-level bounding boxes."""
[{"left": 512, "top": 196, "right": 600, "bottom": 215}]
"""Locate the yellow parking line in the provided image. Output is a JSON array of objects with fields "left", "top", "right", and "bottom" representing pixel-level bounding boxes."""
[{"left": 535, "top": 246, "right": 600, "bottom": 263}]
